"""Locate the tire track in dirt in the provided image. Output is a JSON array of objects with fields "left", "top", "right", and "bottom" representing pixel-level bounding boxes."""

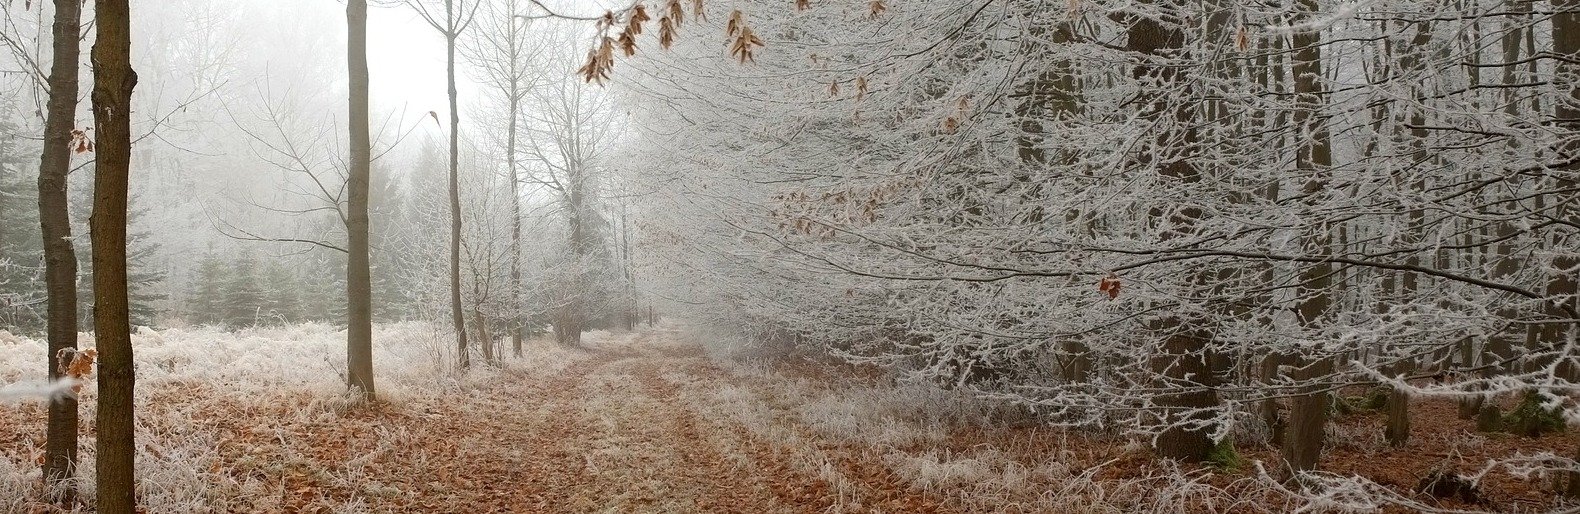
[
  {"left": 344, "top": 330, "right": 953, "bottom": 513},
  {"left": 625, "top": 330, "right": 948, "bottom": 509},
  {"left": 538, "top": 331, "right": 819, "bottom": 513},
  {"left": 371, "top": 352, "right": 617, "bottom": 513}
]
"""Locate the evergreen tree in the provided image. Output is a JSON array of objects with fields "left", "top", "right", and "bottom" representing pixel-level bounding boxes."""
[
  {"left": 187, "top": 252, "right": 227, "bottom": 326},
  {"left": 0, "top": 120, "right": 44, "bottom": 333},
  {"left": 220, "top": 252, "right": 265, "bottom": 329},
  {"left": 125, "top": 202, "right": 167, "bottom": 327},
  {"left": 259, "top": 260, "right": 300, "bottom": 324},
  {"left": 73, "top": 189, "right": 167, "bottom": 329},
  {"left": 310, "top": 262, "right": 348, "bottom": 324}
]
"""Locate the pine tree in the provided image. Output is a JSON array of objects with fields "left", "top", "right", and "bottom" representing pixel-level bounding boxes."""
[
  {"left": 0, "top": 112, "right": 44, "bottom": 333},
  {"left": 187, "top": 252, "right": 227, "bottom": 326},
  {"left": 260, "top": 260, "right": 300, "bottom": 324},
  {"left": 126, "top": 202, "right": 166, "bottom": 327},
  {"left": 220, "top": 252, "right": 265, "bottom": 329},
  {"left": 74, "top": 189, "right": 166, "bottom": 329},
  {"left": 0, "top": 156, "right": 44, "bottom": 333}
]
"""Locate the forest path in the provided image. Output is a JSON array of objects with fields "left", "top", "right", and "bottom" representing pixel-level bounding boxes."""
[{"left": 363, "top": 328, "right": 949, "bottom": 514}]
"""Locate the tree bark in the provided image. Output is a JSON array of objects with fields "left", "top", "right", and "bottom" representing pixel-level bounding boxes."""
[
  {"left": 89, "top": 0, "right": 138, "bottom": 510},
  {"left": 346, "top": 0, "right": 376, "bottom": 398},
  {"left": 1553, "top": 0, "right": 1580, "bottom": 496},
  {"left": 1126, "top": 8, "right": 1217, "bottom": 462},
  {"left": 1384, "top": 385, "right": 1411, "bottom": 447},
  {"left": 1, "top": 134, "right": 7, "bottom": 258},
  {"left": 445, "top": 0, "right": 469, "bottom": 370},
  {"left": 38, "top": 0, "right": 83, "bottom": 495},
  {"left": 1283, "top": 0, "right": 1335, "bottom": 476},
  {"left": 1548, "top": 0, "right": 1580, "bottom": 370},
  {"left": 509, "top": 90, "right": 523, "bottom": 358}
]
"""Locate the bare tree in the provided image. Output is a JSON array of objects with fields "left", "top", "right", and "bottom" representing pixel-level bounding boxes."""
[
  {"left": 1283, "top": 0, "right": 1334, "bottom": 475},
  {"left": 520, "top": 27, "right": 620, "bottom": 347},
  {"left": 346, "top": 0, "right": 375, "bottom": 397},
  {"left": 35, "top": 0, "right": 82, "bottom": 496},
  {"left": 1123, "top": 5, "right": 1218, "bottom": 462},
  {"left": 409, "top": 0, "right": 479, "bottom": 369},
  {"left": 461, "top": 0, "right": 542, "bottom": 358},
  {"left": 89, "top": 0, "right": 138, "bottom": 510}
]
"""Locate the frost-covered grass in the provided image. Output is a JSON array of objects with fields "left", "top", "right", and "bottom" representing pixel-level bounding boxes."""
[
  {"left": 676, "top": 327, "right": 1287, "bottom": 513},
  {"left": 0, "top": 322, "right": 590, "bottom": 512}
]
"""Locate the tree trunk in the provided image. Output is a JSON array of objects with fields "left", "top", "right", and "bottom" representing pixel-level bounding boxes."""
[
  {"left": 508, "top": 91, "right": 523, "bottom": 359},
  {"left": 445, "top": 1, "right": 469, "bottom": 370},
  {"left": 561, "top": 166, "right": 587, "bottom": 347},
  {"left": 1282, "top": 0, "right": 1334, "bottom": 476},
  {"left": 1554, "top": 2, "right": 1580, "bottom": 493},
  {"left": 38, "top": 0, "right": 83, "bottom": 496},
  {"left": 473, "top": 305, "right": 493, "bottom": 364},
  {"left": 1546, "top": 0, "right": 1580, "bottom": 373},
  {"left": 89, "top": 0, "right": 138, "bottom": 509},
  {"left": 1260, "top": 353, "right": 1291, "bottom": 448},
  {"left": 1384, "top": 380, "right": 1411, "bottom": 447},
  {"left": 1125, "top": 10, "right": 1217, "bottom": 462},
  {"left": 620, "top": 203, "right": 637, "bottom": 331},
  {"left": 1282, "top": 360, "right": 1331, "bottom": 474},
  {"left": 1567, "top": 442, "right": 1580, "bottom": 499},
  {"left": 345, "top": 0, "right": 376, "bottom": 398}
]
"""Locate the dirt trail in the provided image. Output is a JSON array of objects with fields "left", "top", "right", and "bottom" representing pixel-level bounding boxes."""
[{"left": 358, "top": 329, "right": 948, "bottom": 514}]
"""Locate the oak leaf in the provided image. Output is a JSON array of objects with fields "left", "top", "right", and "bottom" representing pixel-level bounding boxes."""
[{"left": 1098, "top": 273, "right": 1121, "bottom": 299}]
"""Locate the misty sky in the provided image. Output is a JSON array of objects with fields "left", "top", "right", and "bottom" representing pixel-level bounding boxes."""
[{"left": 364, "top": 0, "right": 613, "bottom": 125}]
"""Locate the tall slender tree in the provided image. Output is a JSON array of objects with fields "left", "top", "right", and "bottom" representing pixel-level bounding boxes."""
[
  {"left": 410, "top": 0, "right": 478, "bottom": 369},
  {"left": 1552, "top": 0, "right": 1580, "bottom": 496},
  {"left": 36, "top": 0, "right": 83, "bottom": 495},
  {"left": 461, "top": 0, "right": 538, "bottom": 359},
  {"left": 1283, "top": 0, "right": 1335, "bottom": 475},
  {"left": 1126, "top": 4, "right": 1217, "bottom": 462},
  {"left": 346, "top": 0, "right": 375, "bottom": 397},
  {"left": 89, "top": 0, "right": 138, "bottom": 509}
]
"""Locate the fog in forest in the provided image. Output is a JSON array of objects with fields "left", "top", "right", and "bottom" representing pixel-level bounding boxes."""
[{"left": 4, "top": 1, "right": 1580, "bottom": 512}]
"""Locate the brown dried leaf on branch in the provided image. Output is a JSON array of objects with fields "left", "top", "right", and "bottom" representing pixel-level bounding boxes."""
[
  {"left": 627, "top": 4, "right": 650, "bottom": 35},
  {"left": 868, "top": 0, "right": 886, "bottom": 18},
  {"left": 940, "top": 95, "right": 971, "bottom": 133},
  {"left": 726, "top": 10, "right": 764, "bottom": 63},
  {"left": 578, "top": 36, "right": 617, "bottom": 83},
  {"left": 57, "top": 348, "right": 98, "bottom": 393},
  {"left": 69, "top": 127, "right": 93, "bottom": 154},
  {"left": 856, "top": 76, "right": 869, "bottom": 101},
  {"left": 796, "top": 0, "right": 811, "bottom": 11},
  {"left": 1098, "top": 273, "right": 1122, "bottom": 299},
  {"left": 666, "top": 0, "right": 685, "bottom": 24},
  {"left": 577, "top": 2, "right": 768, "bottom": 81},
  {"left": 731, "top": 26, "right": 765, "bottom": 63},
  {"left": 618, "top": 30, "right": 639, "bottom": 56},
  {"left": 726, "top": 9, "right": 744, "bottom": 38},
  {"left": 660, "top": 16, "right": 678, "bottom": 49}
]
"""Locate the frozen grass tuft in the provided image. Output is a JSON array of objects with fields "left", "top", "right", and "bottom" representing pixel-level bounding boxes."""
[{"left": 0, "top": 322, "right": 588, "bottom": 512}]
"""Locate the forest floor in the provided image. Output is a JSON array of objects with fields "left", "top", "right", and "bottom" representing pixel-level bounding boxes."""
[{"left": 2, "top": 325, "right": 1579, "bottom": 513}]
